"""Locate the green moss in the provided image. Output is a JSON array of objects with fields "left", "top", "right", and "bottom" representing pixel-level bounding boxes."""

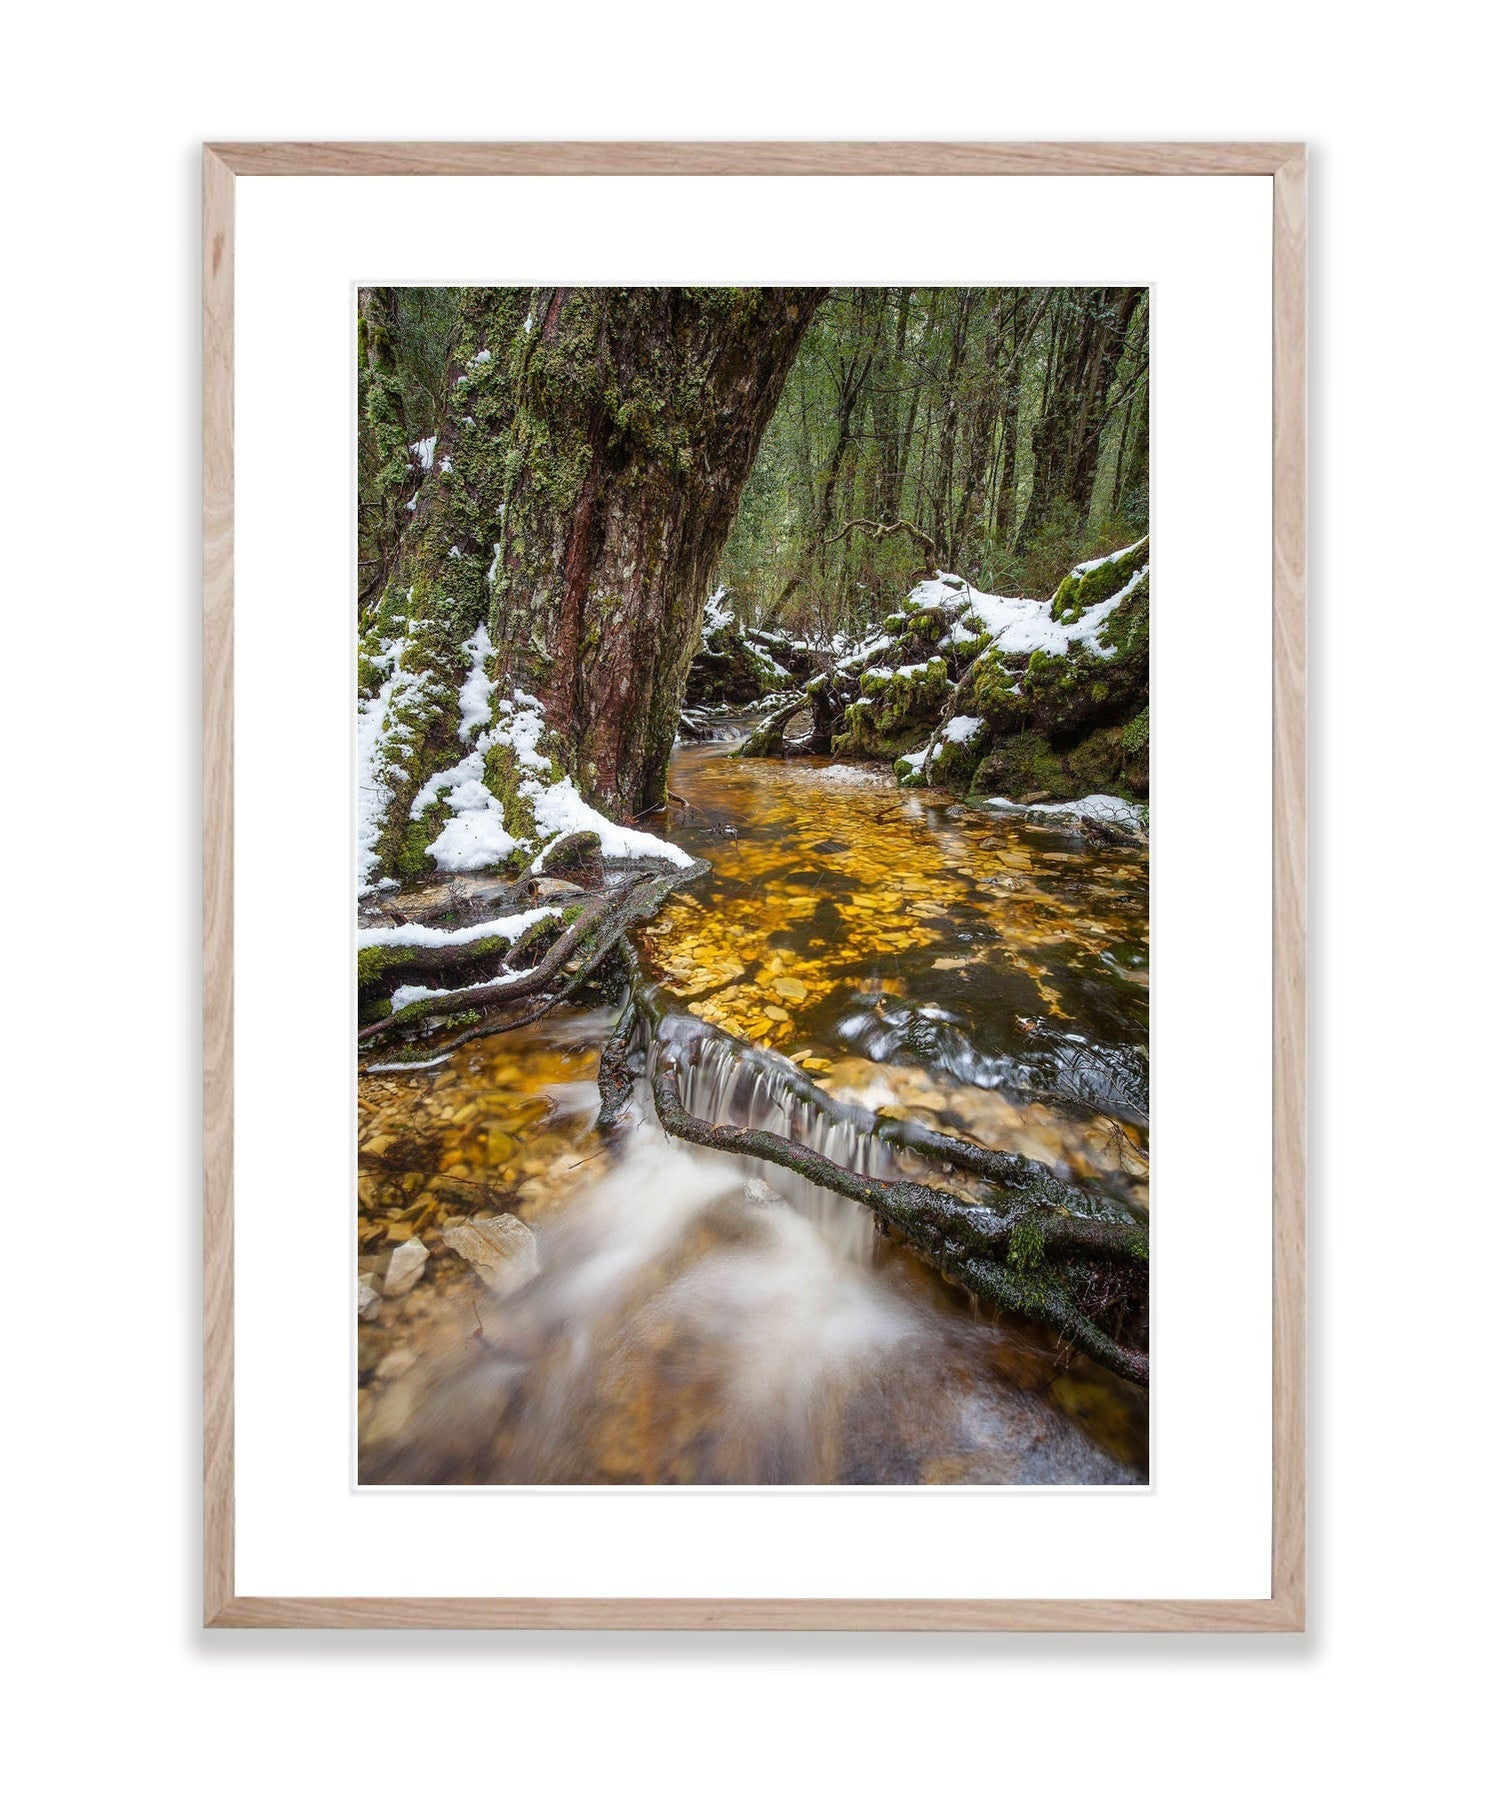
[
  {"left": 1049, "top": 536, "right": 1149, "bottom": 625},
  {"left": 479, "top": 740, "right": 540, "bottom": 852},
  {"left": 357, "top": 946, "right": 388, "bottom": 986},
  {"left": 1007, "top": 1211, "right": 1047, "bottom": 1275},
  {"left": 926, "top": 724, "right": 988, "bottom": 792},
  {"left": 970, "top": 647, "right": 1030, "bottom": 721},
  {"left": 1122, "top": 707, "right": 1150, "bottom": 756},
  {"left": 969, "top": 730, "right": 1068, "bottom": 798},
  {"left": 837, "top": 655, "right": 951, "bottom": 759}
]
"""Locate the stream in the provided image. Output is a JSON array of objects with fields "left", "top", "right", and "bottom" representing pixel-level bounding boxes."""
[{"left": 358, "top": 735, "right": 1150, "bottom": 1485}]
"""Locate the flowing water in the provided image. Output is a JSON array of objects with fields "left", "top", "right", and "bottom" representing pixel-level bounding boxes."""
[{"left": 358, "top": 736, "right": 1150, "bottom": 1484}]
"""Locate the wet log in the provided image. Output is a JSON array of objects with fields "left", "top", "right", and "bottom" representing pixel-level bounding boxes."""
[{"left": 733, "top": 676, "right": 842, "bottom": 759}]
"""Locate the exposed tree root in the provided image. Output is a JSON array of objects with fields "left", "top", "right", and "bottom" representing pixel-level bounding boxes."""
[
  {"left": 355, "top": 848, "right": 1148, "bottom": 1387},
  {"left": 615, "top": 947, "right": 1148, "bottom": 1387},
  {"left": 357, "top": 854, "right": 709, "bottom": 1065},
  {"left": 595, "top": 994, "right": 638, "bottom": 1132}
]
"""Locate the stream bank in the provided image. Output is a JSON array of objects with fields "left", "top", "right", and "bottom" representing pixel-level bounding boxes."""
[{"left": 357, "top": 733, "right": 1149, "bottom": 1485}]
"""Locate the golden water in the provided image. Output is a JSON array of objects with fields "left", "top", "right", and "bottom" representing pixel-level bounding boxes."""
[{"left": 358, "top": 743, "right": 1149, "bottom": 1484}]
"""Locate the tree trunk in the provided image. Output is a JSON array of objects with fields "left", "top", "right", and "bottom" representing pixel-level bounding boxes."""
[
  {"left": 362, "top": 286, "right": 824, "bottom": 882},
  {"left": 357, "top": 288, "right": 413, "bottom": 616},
  {"left": 1015, "top": 288, "right": 1143, "bottom": 549}
]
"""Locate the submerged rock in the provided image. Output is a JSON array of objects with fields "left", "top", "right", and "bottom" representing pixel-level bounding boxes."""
[
  {"left": 382, "top": 1237, "right": 429, "bottom": 1299},
  {"left": 356, "top": 1275, "right": 382, "bottom": 1319},
  {"left": 442, "top": 1213, "right": 539, "bottom": 1297}
]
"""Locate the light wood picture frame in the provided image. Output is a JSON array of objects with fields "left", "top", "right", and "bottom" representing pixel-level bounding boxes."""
[{"left": 203, "top": 140, "right": 1306, "bottom": 1631}]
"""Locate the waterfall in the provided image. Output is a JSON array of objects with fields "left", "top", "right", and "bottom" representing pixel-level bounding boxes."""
[{"left": 671, "top": 1032, "right": 888, "bottom": 1262}]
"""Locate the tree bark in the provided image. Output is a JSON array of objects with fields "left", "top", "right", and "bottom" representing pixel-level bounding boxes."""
[
  {"left": 364, "top": 286, "right": 826, "bottom": 881},
  {"left": 1015, "top": 288, "right": 1143, "bottom": 549}
]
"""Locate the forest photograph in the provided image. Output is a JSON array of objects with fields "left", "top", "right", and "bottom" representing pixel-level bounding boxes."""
[{"left": 355, "top": 284, "right": 1151, "bottom": 1485}]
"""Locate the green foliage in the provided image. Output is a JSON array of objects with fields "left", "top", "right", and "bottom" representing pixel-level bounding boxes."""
[{"left": 714, "top": 286, "right": 1149, "bottom": 641}]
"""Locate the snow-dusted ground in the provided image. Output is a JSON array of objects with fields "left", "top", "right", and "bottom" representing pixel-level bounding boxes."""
[
  {"left": 910, "top": 558, "right": 1141, "bottom": 661},
  {"left": 358, "top": 621, "right": 692, "bottom": 891}
]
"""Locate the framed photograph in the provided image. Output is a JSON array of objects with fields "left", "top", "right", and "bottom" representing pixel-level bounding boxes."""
[{"left": 204, "top": 141, "right": 1305, "bottom": 1628}]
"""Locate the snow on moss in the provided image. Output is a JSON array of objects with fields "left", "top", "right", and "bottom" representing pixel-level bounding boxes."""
[
  {"left": 357, "top": 636, "right": 441, "bottom": 893},
  {"left": 358, "top": 906, "right": 560, "bottom": 951},
  {"left": 425, "top": 785, "right": 520, "bottom": 871},
  {"left": 389, "top": 967, "right": 527, "bottom": 1012},
  {"left": 361, "top": 624, "right": 692, "bottom": 883},
  {"left": 528, "top": 776, "right": 693, "bottom": 868},
  {"left": 455, "top": 624, "right": 496, "bottom": 742},
  {"left": 1070, "top": 536, "right": 1148, "bottom": 578},
  {"left": 909, "top": 544, "right": 1147, "bottom": 665},
  {"left": 701, "top": 584, "right": 733, "bottom": 642}
]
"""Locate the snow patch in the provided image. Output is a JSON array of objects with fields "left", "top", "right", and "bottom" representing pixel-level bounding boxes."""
[
  {"left": 456, "top": 624, "right": 495, "bottom": 741},
  {"left": 427, "top": 786, "right": 519, "bottom": 872},
  {"left": 984, "top": 793, "right": 1145, "bottom": 830},
  {"left": 364, "top": 1054, "right": 452, "bottom": 1075},
  {"left": 358, "top": 906, "right": 560, "bottom": 951},
  {"left": 528, "top": 776, "right": 693, "bottom": 869},
  {"left": 701, "top": 584, "right": 733, "bottom": 639},
  {"left": 389, "top": 968, "right": 528, "bottom": 1012},
  {"left": 1070, "top": 535, "right": 1147, "bottom": 577},
  {"left": 908, "top": 551, "right": 1146, "bottom": 662}
]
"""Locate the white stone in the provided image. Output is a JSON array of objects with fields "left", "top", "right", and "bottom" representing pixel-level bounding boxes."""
[
  {"left": 382, "top": 1238, "right": 429, "bottom": 1298},
  {"left": 441, "top": 1213, "right": 539, "bottom": 1297},
  {"left": 356, "top": 1275, "right": 382, "bottom": 1319}
]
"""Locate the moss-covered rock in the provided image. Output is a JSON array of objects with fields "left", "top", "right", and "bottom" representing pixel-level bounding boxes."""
[
  {"left": 962, "top": 553, "right": 1149, "bottom": 803},
  {"left": 925, "top": 722, "right": 989, "bottom": 791},
  {"left": 833, "top": 655, "right": 952, "bottom": 758},
  {"left": 775, "top": 544, "right": 1151, "bottom": 804},
  {"left": 1050, "top": 535, "right": 1149, "bottom": 625},
  {"left": 686, "top": 616, "right": 782, "bottom": 706}
]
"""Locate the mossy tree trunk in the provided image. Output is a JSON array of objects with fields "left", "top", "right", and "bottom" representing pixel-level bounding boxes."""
[
  {"left": 369, "top": 286, "right": 825, "bottom": 839},
  {"left": 357, "top": 288, "right": 415, "bottom": 616}
]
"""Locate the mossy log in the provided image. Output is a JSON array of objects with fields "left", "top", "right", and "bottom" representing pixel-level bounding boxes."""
[{"left": 734, "top": 676, "right": 842, "bottom": 759}]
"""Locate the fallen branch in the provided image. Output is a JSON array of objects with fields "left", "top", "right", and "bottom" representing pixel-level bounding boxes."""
[
  {"left": 824, "top": 516, "right": 938, "bottom": 576},
  {"left": 733, "top": 675, "right": 841, "bottom": 759}
]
